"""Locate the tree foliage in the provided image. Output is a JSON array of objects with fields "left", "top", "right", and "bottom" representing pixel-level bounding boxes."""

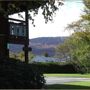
[
  {"left": 82, "top": 0, "right": 90, "bottom": 21},
  {"left": 0, "top": 0, "right": 63, "bottom": 24},
  {"left": 66, "top": 0, "right": 90, "bottom": 32},
  {"left": 56, "top": 0, "right": 90, "bottom": 73},
  {"left": 56, "top": 42, "right": 71, "bottom": 61},
  {"left": 56, "top": 31, "right": 90, "bottom": 73}
]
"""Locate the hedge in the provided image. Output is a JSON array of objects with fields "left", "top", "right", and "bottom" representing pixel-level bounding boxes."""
[
  {"left": 30, "top": 62, "right": 78, "bottom": 73},
  {"left": 0, "top": 58, "right": 45, "bottom": 89}
]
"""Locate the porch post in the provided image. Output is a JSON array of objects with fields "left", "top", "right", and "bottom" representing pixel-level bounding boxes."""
[
  {"left": 24, "top": 9, "right": 29, "bottom": 63},
  {"left": 0, "top": 15, "right": 9, "bottom": 59}
]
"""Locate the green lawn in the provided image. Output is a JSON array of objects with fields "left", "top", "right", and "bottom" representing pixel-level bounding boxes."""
[
  {"left": 44, "top": 74, "right": 90, "bottom": 89},
  {"left": 65, "top": 81, "right": 90, "bottom": 87},
  {"left": 45, "top": 82, "right": 90, "bottom": 89},
  {"left": 44, "top": 73, "right": 90, "bottom": 78}
]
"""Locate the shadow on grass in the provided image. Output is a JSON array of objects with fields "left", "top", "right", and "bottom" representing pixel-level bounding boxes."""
[{"left": 45, "top": 84, "right": 90, "bottom": 89}]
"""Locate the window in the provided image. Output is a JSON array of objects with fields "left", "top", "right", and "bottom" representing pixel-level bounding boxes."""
[{"left": 10, "top": 23, "right": 26, "bottom": 37}]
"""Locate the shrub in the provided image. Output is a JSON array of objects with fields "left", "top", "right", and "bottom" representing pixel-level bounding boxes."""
[
  {"left": 30, "top": 62, "right": 78, "bottom": 73},
  {"left": 0, "top": 58, "right": 45, "bottom": 89},
  {"left": 71, "top": 63, "right": 88, "bottom": 74}
]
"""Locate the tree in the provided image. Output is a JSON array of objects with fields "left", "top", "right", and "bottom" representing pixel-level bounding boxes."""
[
  {"left": 56, "top": 42, "right": 71, "bottom": 61},
  {"left": 66, "top": 0, "right": 90, "bottom": 32},
  {"left": 44, "top": 52, "right": 49, "bottom": 57},
  {"left": 62, "top": 0, "right": 90, "bottom": 73},
  {"left": 0, "top": 1, "right": 63, "bottom": 23},
  {"left": 82, "top": 0, "right": 90, "bottom": 21},
  {"left": 0, "top": 0, "right": 63, "bottom": 60},
  {"left": 71, "top": 32, "right": 90, "bottom": 73},
  {"left": 56, "top": 31, "right": 90, "bottom": 73},
  {"left": 57, "top": 0, "right": 90, "bottom": 73}
]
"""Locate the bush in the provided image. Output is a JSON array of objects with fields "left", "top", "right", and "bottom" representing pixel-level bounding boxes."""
[
  {"left": 31, "top": 62, "right": 90, "bottom": 74},
  {"left": 30, "top": 62, "right": 78, "bottom": 73},
  {"left": 71, "top": 63, "right": 88, "bottom": 74},
  {"left": 0, "top": 58, "right": 45, "bottom": 89}
]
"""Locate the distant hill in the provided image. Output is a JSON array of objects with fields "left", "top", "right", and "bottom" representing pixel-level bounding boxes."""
[
  {"left": 9, "top": 37, "right": 68, "bottom": 56},
  {"left": 30, "top": 37, "right": 66, "bottom": 45}
]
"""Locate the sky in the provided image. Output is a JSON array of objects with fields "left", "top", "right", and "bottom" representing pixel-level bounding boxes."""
[{"left": 9, "top": 0, "right": 84, "bottom": 39}]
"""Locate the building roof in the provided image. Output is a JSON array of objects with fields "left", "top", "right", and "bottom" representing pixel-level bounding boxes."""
[{"left": 30, "top": 56, "right": 66, "bottom": 63}]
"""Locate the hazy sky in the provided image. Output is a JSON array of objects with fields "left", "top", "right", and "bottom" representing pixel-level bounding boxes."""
[{"left": 10, "top": 0, "right": 84, "bottom": 39}]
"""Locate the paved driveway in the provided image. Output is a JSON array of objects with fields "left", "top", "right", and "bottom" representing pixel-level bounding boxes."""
[{"left": 45, "top": 77, "right": 90, "bottom": 84}]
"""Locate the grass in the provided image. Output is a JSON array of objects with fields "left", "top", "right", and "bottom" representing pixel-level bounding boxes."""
[
  {"left": 44, "top": 74, "right": 90, "bottom": 89},
  {"left": 45, "top": 82, "right": 90, "bottom": 89},
  {"left": 65, "top": 81, "right": 90, "bottom": 87},
  {"left": 44, "top": 73, "right": 90, "bottom": 78}
]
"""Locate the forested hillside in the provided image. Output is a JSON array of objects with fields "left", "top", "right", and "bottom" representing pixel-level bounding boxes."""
[{"left": 9, "top": 37, "right": 67, "bottom": 56}]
